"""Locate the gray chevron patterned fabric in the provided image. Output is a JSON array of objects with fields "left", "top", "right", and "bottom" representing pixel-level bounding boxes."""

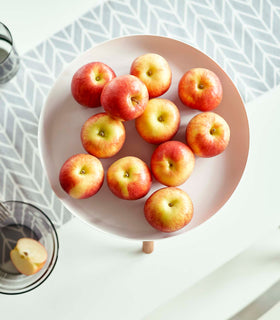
[{"left": 0, "top": 0, "right": 279, "bottom": 227}]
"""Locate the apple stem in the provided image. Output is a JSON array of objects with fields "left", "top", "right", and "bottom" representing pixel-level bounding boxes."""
[
  {"left": 131, "top": 97, "right": 139, "bottom": 105},
  {"left": 210, "top": 128, "right": 216, "bottom": 135},
  {"left": 142, "top": 241, "right": 154, "bottom": 254},
  {"left": 198, "top": 83, "right": 204, "bottom": 89}
]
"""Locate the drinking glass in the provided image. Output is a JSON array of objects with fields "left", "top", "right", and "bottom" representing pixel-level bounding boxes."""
[
  {"left": 0, "top": 22, "right": 20, "bottom": 84},
  {"left": 0, "top": 201, "right": 59, "bottom": 295}
]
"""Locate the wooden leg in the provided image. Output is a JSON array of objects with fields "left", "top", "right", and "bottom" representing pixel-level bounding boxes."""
[{"left": 142, "top": 241, "right": 154, "bottom": 254}]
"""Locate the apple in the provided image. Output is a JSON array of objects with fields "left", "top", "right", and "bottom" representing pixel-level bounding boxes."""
[
  {"left": 186, "top": 112, "right": 230, "bottom": 157},
  {"left": 150, "top": 140, "right": 195, "bottom": 187},
  {"left": 144, "top": 187, "right": 193, "bottom": 233},
  {"left": 10, "top": 238, "right": 48, "bottom": 276},
  {"left": 107, "top": 156, "right": 152, "bottom": 200},
  {"left": 101, "top": 74, "right": 149, "bottom": 121},
  {"left": 130, "top": 53, "right": 172, "bottom": 98},
  {"left": 178, "top": 68, "right": 223, "bottom": 111},
  {"left": 71, "top": 61, "right": 116, "bottom": 108},
  {"left": 81, "top": 112, "right": 125, "bottom": 158},
  {"left": 59, "top": 153, "right": 104, "bottom": 199},
  {"left": 135, "top": 98, "right": 180, "bottom": 144}
]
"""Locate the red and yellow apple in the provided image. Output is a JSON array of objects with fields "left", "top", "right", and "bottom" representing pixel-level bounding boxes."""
[
  {"left": 81, "top": 112, "right": 125, "bottom": 158},
  {"left": 59, "top": 153, "right": 104, "bottom": 199},
  {"left": 135, "top": 98, "right": 180, "bottom": 144},
  {"left": 144, "top": 187, "right": 193, "bottom": 233},
  {"left": 106, "top": 156, "right": 152, "bottom": 200},
  {"left": 71, "top": 61, "right": 116, "bottom": 108},
  {"left": 178, "top": 68, "right": 223, "bottom": 111},
  {"left": 151, "top": 141, "right": 195, "bottom": 187},
  {"left": 10, "top": 238, "right": 48, "bottom": 276},
  {"left": 186, "top": 112, "right": 230, "bottom": 157},
  {"left": 101, "top": 74, "right": 149, "bottom": 121},
  {"left": 130, "top": 53, "right": 172, "bottom": 98}
]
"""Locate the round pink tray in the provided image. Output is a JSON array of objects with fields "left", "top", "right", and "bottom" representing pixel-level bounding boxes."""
[{"left": 38, "top": 35, "right": 249, "bottom": 241}]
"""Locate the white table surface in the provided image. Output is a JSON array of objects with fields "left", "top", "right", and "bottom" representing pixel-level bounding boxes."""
[
  {"left": 1, "top": 0, "right": 102, "bottom": 55},
  {"left": 2, "top": 1, "right": 280, "bottom": 319}
]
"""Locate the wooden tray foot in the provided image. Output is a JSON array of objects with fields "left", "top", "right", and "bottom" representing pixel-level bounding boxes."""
[{"left": 142, "top": 241, "right": 154, "bottom": 254}]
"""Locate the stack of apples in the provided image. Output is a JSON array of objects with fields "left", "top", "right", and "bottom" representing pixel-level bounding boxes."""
[{"left": 59, "top": 53, "right": 230, "bottom": 234}]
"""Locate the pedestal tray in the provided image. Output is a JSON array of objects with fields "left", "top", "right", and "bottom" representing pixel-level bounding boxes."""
[{"left": 38, "top": 35, "right": 249, "bottom": 252}]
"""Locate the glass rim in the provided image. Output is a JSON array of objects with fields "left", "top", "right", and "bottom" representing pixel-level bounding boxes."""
[{"left": 0, "top": 21, "right": 15, "bottom": 64}]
